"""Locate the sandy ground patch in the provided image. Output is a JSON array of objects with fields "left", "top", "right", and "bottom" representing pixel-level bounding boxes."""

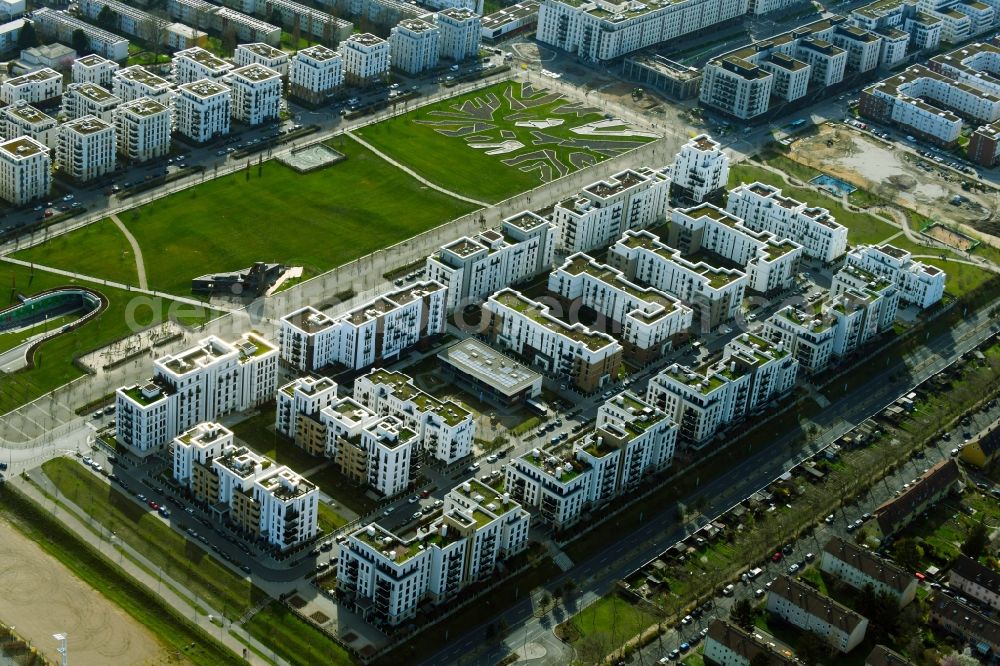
[{"left": 0, "top": 519, "right": 171, "bottom": 666}]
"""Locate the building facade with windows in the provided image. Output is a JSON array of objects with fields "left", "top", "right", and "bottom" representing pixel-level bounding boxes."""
[
  {"left": 0, "top": 136, "right": 50, "bottom": 205},
  {"left": 114, "top": 97, "right": 172, "bottom": 162},
  {"left": 57, "top": 116, "right": 117, "bottom": 182},
  {"left": 175, "top": 79, "right": 232, "bottom": 143},
  {"left": 289, "top": 45, "right": 344, "bottom": 103}
]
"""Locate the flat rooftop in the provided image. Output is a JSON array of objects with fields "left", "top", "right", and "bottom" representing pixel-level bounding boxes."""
[
  {"left": 298, "top": 44, "right": 340, "bottom": 61},
  {"left": 177, "top": 47, "right": 230, "bottom": 70},
  {"left": 0, "top": 136, "right": 46, "bottom": 158},
  {"left": 76, "top": 54, "right": 111, "bottom": 67},
  {"left": 4, "top": 103, "right": 54, "bottom": 125},
  {"left": 72, "top": 83, "right": 117, "bottom": 103},
  {"left": 492, "top": 289, "right": 618, "bottom": 352},
  {"left": 231, "top": 64, "right": 280, "bottom": 83},
  {"left": 283, "top": 306, "right": 336, "bottom": 333},
  {"left": 7, "top": 68, "right": 60, "bottom": 86},
  {"left": 118, "top": 66, "right": 171, "bottom": 88},
  {"left": 65, "top": 117, "right": 112, "bottom": 135},
  {"left": 347, "top": 32, "right": 386, "bottom": 47},
  {"left": 181, "top": 79, "right": 230, "bottom": 98},
  {"left": 239, "top": 42, "right": 286, "bottom": 59},
  {"left": 123, "top": 97, "right": 168, "bottom": 117},
  {"left": 482, "top": 0, "right": 539, "bottom": 29},
  {"left": 437, "top": 338, "right": 541, "bottom": 398}
]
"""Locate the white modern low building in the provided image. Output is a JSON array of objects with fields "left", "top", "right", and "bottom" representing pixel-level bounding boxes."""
[
  {"left": 57, "top": 116, "right": 117, "bottom": 182},
  {"left": 436, "top": 7, "right": 481, "bottom": 61},
  {"left": 1, "top": 67, "right": 62, "bottom": 105},
  {"left": 425, "top": 211, "right": 554, "bottom": 312},
  {"left": 550, "top": 167, "right": 670, "bottom": 254},
  {"left": 235, "top": 42, "right": 290, "bottom": 77},
  {"left": 390, "top": 18, "right": 440, "bottom": 74},
  {"left": 72, "top": 54, "right": 120, "bottom": 87},
  {"left": 61, "top": 83, "right": 122, "bottom": 123},
  {"left": 671, "top": 134, "right": 729, "bottom": 203},
  {"left": 115, "top": 97, "right": 172, "bottom": 163},
  {"left": 173, "top": 46, "right": 233, "bottom": 84},
  {"left": 0, "top": 136, "right": 50, "bottom": 205},
  {"left": 278, "top": 281, "right": 447, "bottom": 373},
  {"left": 341, "top": 32, "right": 390, "bottom": 87},
  {"left": 727, "top": 181, "right": 849, "bottom": 263},
  {"left": 226, "top": 64, "right": 282, "bottom": 126},
  {"left": 767, "top": 575, "right": 869, "bottom": 653},
  {"left": 845, "top": 244, "right": 945, "bottom": 309},
  {"left": 2, "top": 101, "right": 58, "bottom": 150},
  {"left": 115, "top": 333, "right": 278, "bottom": 457},
  {"left": 289, "top": 45, "right": 343, "bottom": 103},
  {"left": 114, "top": 66, "right": 175, "bottom": 106},
  {"left": 174, "top": 79, "right": 232, "bottom": 143}
]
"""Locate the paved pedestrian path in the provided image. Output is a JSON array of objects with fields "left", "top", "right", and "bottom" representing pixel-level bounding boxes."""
[{"left": 109, "top": 213, "right": 147, "bottom": 290}]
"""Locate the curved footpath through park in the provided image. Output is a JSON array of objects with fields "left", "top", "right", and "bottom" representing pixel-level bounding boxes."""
[{"left": 109, "top": 213, "right": 147, "bottom": 290}]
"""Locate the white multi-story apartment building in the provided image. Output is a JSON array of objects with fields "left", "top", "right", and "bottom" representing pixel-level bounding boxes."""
[
  {"left": 358, "top": 416, "right": 418, "bottom": 496},
  {"left": 0, "top": 136, "right": 50, "bottom": 205},
  {"left": 762, "top": 304, "right": 838, "bottom": 374},
  {"left": 354, "top": 368, "right": 475, "bottom": 465},
  {"left": 226, "top": 64, "right": 282, "bottom": 126},
  {"left": 426, "top": 211, "right": 554, "bottom": 312},
  {"left": 436, "top": 7, "right": 481, "bottom": 61},
  {"left": 173, "top": 46, "right": 233, "bottom": 84},
  {"left": 115, "top": 333, "right": 278, "bottom": 457},
  {"left": 537, "top": 0, "right": 748, "bottom": 63},
  {"left": 700, "top": 55, "right": 774, "bottom": 121},
  {"left": 646, "top": 333, "right": 797, "bottom": 446},
  {"left": 667, "top": 203, "right": 803, "bottom": 294},
  {"left": 548, "top": 253, "right": 693, "bottom": 363},
  {"left": 72, "top": 54, "right": 120, "bottom": 87},
  {"left": 2, "top": 101, "right": 58, "bottom": 150},
  {"left": 830, "top": 263, "right": 901, "bottom": 333},
  {"left": 275, "top": 375, "right": 339, "bottom": 445},
  {"left": 727, "top": 181, "right": 849, "bottom": 263},
  {"left": 114, "top": 97, "right": 172, "bottom": 163},
  {"left": 930, "top": 42, "right": 1000, "bottom": 98},
  {"left": 766, "top": 575, "right": 869, "bottom": 653},
  {"left": 505, "top": 445, "right": 593, "bottom": 529},
  {"left": 114, "top": 66, "right": 175, "bottom": 106},
  {"left": 278, "top": 281, "right": 446, "bottom": 372},
  {"left": 341, "top": 33, "right": 390, "bottom": 87},
  {"left": 821, "top": 536, "right": 918, "bottom": 608},
  {"left": 390, "top": 18, "right": 440, "bottom": 74},
  {"left": 1, "top": 68, "right": 62, "bottom": 105},
  {"left": 845, "top": 244, "right": 945, "bottom": 308},
  {"left": 425, "top": 0, "right": 482, "bottom": 11},
  {"left": 551, "top": 167, "right": 670, "bottom": 253},
  {"left": 175, "top": 79, "right": 232, "bottom": 143},
  {"left": 32, "top": 8, "right": 130, "bottom": 60},
  {"left": 57, "top": 116, "right": 117, "bottom": 182},
  {"left": 170, "top": 421, "right": 234, "bottom": 489},
  {"left": 608, "top": 229, "right": 748, "bottom": 330},
  {"left": 61, "top": 83, "right": 122, "bottom": 123},
  {"left": 670, "top": 134, "right": 729, "bottom": 204},
  {"left": 289, "top": 45, "right": 343, "bottom": 103},
  {"left": 339, "top": 478, "right": 530, "bottom": 625},
  {"left": 484, "top": 288, "right": 623, "bottom": 393},
  {"left": 235, "top": 43, "right": 290, "bottom": 76}
]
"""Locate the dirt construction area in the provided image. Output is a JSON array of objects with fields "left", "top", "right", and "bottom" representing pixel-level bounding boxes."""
[
  {"left": 0, "top": 519, "right": 171, "bottom": 666},
  {"left": 786, "top": 124, "right": 996, "bottom": 229}
]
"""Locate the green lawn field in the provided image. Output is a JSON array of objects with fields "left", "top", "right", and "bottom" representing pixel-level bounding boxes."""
[
  {"left": 15, "top": 137, "right": 477, "bottom": 295},
  {"left": 356, "top": 80, "right": 657, "bottom": 203}
]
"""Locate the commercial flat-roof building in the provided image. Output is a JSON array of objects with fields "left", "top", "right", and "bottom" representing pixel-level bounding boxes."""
[
  {"left": 341, "top": 32, "right": 390, "bottom": 87},
  {"left": 390, "top": 18, "right": 440, "bottom": 75},
  {"left": 1, "top": 67, "right": 61, "bottom": 105},
  {"left": 115, "top": 333, "right": 278, "bottom": 457},
  {"left": 173, "top": 46, "right": 233, "bottom": 84},
  {"left": 437, "top": 339, "right": 543, "bottom": 406},
  {"left": 425, "top": 211, "right": 554, "bottom": 312},
  {"left": 436, "top": 7, "right": 481, "bottom": 62},
  {"left": 0, "top": 136, "right": 50, "bottom": 205},
  {"left": 767, "top": 574, "right": 869, "bottom": 653},
  {"left": 235, "top": 42, "right": 289, "bottom": 77},
  {"left": 2, "top": 101, "right": 57, "bottom": 150},
  {"left": 481, "top": 1, "right": 539, "bottom": 42},
  {"left": 114, "top": 65, "right": 174, "bottom": 105},
  {"left": 114, "top": 97, "right": 172, "bottom": 163},
  {"left": 32, "top": 8, "right": 130, "bottom": 60},
  {"left": 289, "top": 45, "right": 344, "bottom": 103},
  {"left": 845, "top": 244, "right": 945, "bottom": 309},
  {"left": 175, "top": 79, "right": 232, "bottom": 143},
  {"left": 57, "top": 116, "right": 117, "bottom": 182},
  {"left": 226, "top": 63, "right": 282, "bottom": 126},
  {"left": 61, "top": 82, "right": 122, "bottom": 123},
  {"left": 72, "top": 54, "right": 120, "bottom": 87}
]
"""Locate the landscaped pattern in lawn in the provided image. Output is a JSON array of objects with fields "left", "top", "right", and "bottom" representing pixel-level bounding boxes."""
[{"left": 356, "top": 81, "right": 658, "bottom": 202}]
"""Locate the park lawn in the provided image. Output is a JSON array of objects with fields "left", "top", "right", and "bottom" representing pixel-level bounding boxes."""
[
  {"left": 41, "top": 457, "right": 267, "bottom": 618},
  {"left": 0, "top": 262, "right": 217, "bottom": 415},
  {"left": 356, "top": 80, "right": 654, "bottom": 203},
  {"left": 728, "top": 164, "right": 896, "bottom": 246},
  {"left": 16, "top": 137, "right": 477, "bottom": 296},
  {"left": 244, "top": 602, "right": 354, "bottom": 666},
  {"left": 14, "top": 217, "right": 140, "bottom": 285},
  {"left": 570, "top": 593, "right": 659, "bottom": 647}
]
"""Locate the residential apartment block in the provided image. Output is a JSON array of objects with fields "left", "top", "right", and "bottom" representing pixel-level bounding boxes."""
[
  {"left": 115, "top": 333, "right": 278, "bottom": 457},
  {"left": 547, "top": 253, "right": 693, "bottom": 363},
  {"left": 948, "top": 555, "right": 1000, "bottom": 612},
  {"left": 32, "top": 8, "right": 130, "bottom": 60},
  {"left": 671, "top": 134, "right": 729, "bottom": 204},
  {"left": 245, "top": 0, "right": 352, "bottom": 43},
  {"left": 425, "top": 211, "right": 554, "bottom": 312},
  {"left": 79, "top": 0, "right": 169, "bottom": 44},
  {"left": 767, "top": 575, "right": 869, "bottom": 653},
  {"left": 646, "top": 333, "right": 797, "bottom": 446},
  {"left": 1, "top": 67, "right": 62, "bottom": 105},
  {"left": 390, "top": 18, "right": 440, "bottom": 74},
  {"left": 289, "top": 45, "right": 344, "bottom": 103},
  {"left": 845, "top": 244, "right": 945, "bottom": 308},
  {"left": 536, "top": 0, "right": 748, "bottom": 63},
  {"left": 872, "top": 459, "right": 959, "bottom": 538},
  {"left": 483, "top": 288, "right": 622, "bottom": 393},
  {"left": 57, "top": 116, "right": 117, "bottom": 182},
  {"left": 338, "top": 479, "right": 530, "bottom": 625},
  {"left": 929, "top": 595, "right": 1000, "bottom": 656},
  {"left": 608, "top": 229, "right": 747, "bottom": 329},
  {"left": 171, "top": 423, "right": 319, "bottom": 550},
  {"left": 114, "top": 66, "right": 175, "bottom": 106},
  {"left": 354, "top": 368, "right": 475, "bottom": 465},
  {"left": 550, "top": 167, "right": 670, "bottom": 254},
  {"left": 226, "top": 64, "right": 282, "bottom": 125},
  {"left": 72, "top": 54, "right": 120, "bottom": 87},
  {"left": 114, "top": 97, "right": 172, "bottom": 163},
  {"left": 275, "top": 375, "right": 339, "bottom": 451},
  {"left": 342, "top": 33, "right": 390, "bottom": 87},
  {"left": 235, "top": 43, "right": 290, "bottom": 76},
  {"left": 436, "top": 8, "right": 481, "bottom": 61},
  {"left": 0, "top": 136, "right": 50, "bottom": 205},
  {"left": 1, "top": 101, "right": 57, "bottom": 150},
  {"left": 173, "top": 47, "right": 233, "bottom": 84},
  {"left": 61, "top": 83, "right": 122, "bottom": 123},
  {"left": 175, "top": 79, "right": 232, "bottom": 143},
  {"left": 727, "top": 181, "right": 849, "bottom": 263},
  {"left": 704, "top": 619, "right": 800, "bottom": 666},
  {"left": 821, "top": 536, "right": 917, "bottom": 607},
  {"left": 278, "top": 281, "right": 447, "bottom": 372},
  {"left": 167, "top": 0, "right": 281, "bottom": 45}
]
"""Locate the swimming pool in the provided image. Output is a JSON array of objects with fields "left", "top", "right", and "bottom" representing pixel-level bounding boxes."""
[{"left": 809, "top": 174, "right": 857, "bottom": 196}]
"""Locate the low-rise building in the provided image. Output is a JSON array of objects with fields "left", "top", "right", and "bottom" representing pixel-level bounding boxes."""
[
  {"left": 929, "top": 595, "right": 1000, "bottom": 656},
  {"left": 32, "top": 8, "right": 130, "bottom": 60},
  {"left": 165, "top": 22, "right": 207, "bottom": 50},
  {"left": 114, "top": 66, "right": 174, "bottom": 106},
  {"left": 670, "top": 133, "right": 729, "bottom": 204},
  {"left": 57, "top": 116, "right": 117, "bottom": 182},
  {"left": 71, "top": 54, "right": 119, "bottom": 87},
  {"left": 289, "top": 44, "right": 343, "bottom": 103},
  {"left": 226, "top": 64, "right": 281, "bottom": 126},
  {"left": 341, "top": 33, "right": 390, "bottom": 87},
  {"left": 1, "top": 67, "right": 61, "bottom": 105},
  {"left": 436, "top": 7, "right": 481, "bottom": 61},
  {"left": 865, "top": 644, "right": 916, "bottom": 666},
  {"left": 845, "top": 244, "right": 945, "bottom": 309},
  {"left": 481, "top": 0, "right": 539, "bottom": 42},
  {"left": 821, "top": 536, "right": 917, "bottom": 607},
  {"left": 173, "top": 46, "right": 233, "bottom": 84},
  {"left": 436, "top": 339, "right": 543, "bottom": 407},
  {"left": 704, "top": 619, "right": 800, "bottom": 666},
  {"left": 114, "top": 97, "right": 171, "bottom": 162},
  {"left": 0, "top": 135, "right": 50, "bottom": 205},
  {"left": 949, "top": 555, "right": 1000, "bottom": 612},
  {"left": 767, "top": 574, "right": 869, "bottom": 653},
  {"left": 2, "top": 101, "right": 57, "bottom": 149},
  {"left": 174, "top": 79, "right": 232, "bottom": 143},
  {"left": 61, "top": 82, "right": 122, "bottom": 123},
  {"left": 873, "top": 459, "right": 959, "bottom": 539},
  {"left": 390, "top": 18, "right": 440, "bottom": 74},
  {"left": 959, "top": 414, "right": 1000, "bottom": 468}
]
